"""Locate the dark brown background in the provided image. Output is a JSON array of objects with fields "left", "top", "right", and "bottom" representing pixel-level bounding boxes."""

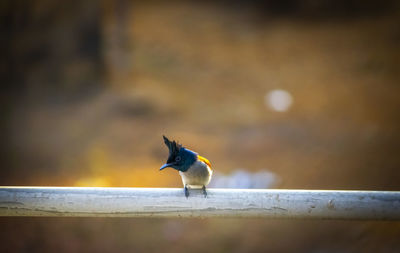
[{"left": 1, "top": 0, "right": 400, "bottom": 252}]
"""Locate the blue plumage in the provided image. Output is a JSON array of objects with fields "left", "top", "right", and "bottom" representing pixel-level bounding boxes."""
[
  {"left": 160, "top": 135, "right": 213, "bottom": 198},
  {"left": 160, "top": 135, "right": 197, "bottom": 172}
]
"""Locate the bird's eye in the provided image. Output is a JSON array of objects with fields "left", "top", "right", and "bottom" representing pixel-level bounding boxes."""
[{"left": 175, "top": 156, "right": 181, "bottom": 162}]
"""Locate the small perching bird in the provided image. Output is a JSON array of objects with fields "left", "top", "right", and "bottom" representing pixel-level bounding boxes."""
[{"left": 160, "top": 135, "right": 212, "bottom": 198}]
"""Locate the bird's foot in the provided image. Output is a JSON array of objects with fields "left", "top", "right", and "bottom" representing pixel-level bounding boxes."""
[
  {"left": 184, "top": 185, "right": 189, "bottom": 198},
  {"left": 202, "top": 185, "right": 207, "bottom": 198}
]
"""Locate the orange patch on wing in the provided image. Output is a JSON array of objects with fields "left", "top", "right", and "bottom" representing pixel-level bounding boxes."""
[{"left": 197, "top": 155, "right": 212, "bottom": 169}]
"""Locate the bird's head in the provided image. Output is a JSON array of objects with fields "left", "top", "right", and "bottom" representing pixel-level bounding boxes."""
[{"left": 160, "top": 135, "right": 197, "bottom": 172}]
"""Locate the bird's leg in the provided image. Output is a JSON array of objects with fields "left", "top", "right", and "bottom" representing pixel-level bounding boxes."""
[
  {"left": 202, "top": 185, "right": 207, "bottom": 198},
  {"left": 184, "top": 185, "right": 189, "bottom": 198}
]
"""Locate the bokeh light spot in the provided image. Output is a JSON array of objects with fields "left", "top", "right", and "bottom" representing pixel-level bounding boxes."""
[{"left": 265, "top": 89, "right": 293, "bottom": 112}]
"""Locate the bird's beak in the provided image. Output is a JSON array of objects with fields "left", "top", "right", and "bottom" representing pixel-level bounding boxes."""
[{"left": 159, "top": 163, "right": 174, "bottom": 170}]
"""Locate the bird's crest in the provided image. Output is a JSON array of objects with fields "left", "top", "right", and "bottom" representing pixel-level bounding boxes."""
[{"left": 163, "top": 135, "right": 182, "bottom": 158}]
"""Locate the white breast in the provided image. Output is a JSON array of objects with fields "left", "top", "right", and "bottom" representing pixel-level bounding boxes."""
[{"left": 179, "top": 160, "right": 212, "bottom": 188}]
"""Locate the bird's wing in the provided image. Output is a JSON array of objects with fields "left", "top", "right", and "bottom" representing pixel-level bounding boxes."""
[{"left": 197, "top": 155, "right": 212, "bottom": 169}]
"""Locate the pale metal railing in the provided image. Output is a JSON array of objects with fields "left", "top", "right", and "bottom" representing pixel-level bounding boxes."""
[{"left": 1, "top": 187, "right": 399, "bottom": 219}]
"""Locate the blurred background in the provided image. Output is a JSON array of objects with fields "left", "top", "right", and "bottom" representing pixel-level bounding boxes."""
[{"left": 1, "top": 0, "right": 400, "bottom": 252}]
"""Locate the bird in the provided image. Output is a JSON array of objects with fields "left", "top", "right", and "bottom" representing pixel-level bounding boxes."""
[{"left": 159, "top": 135, "right": 212, "bottom": 198}]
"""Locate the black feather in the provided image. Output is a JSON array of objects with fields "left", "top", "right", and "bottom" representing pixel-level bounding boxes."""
[{"left": 162, "top": 135, "right": 182, "bottom": 159}]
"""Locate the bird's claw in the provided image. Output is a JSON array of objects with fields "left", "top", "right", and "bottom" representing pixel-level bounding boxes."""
[
  {"left": 184, "top": 186, "right": 207, "bottom": 198},
  {"left": 184, "top": 186, "right": 189, "bottom": 198},
  {"left": 202, "top": 185, "right": 207, "bottom": 198}
]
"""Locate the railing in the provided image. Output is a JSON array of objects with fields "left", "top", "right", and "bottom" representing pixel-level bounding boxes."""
[{"left": 1, "top": 187, "right": 399, "bottom": 219}]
